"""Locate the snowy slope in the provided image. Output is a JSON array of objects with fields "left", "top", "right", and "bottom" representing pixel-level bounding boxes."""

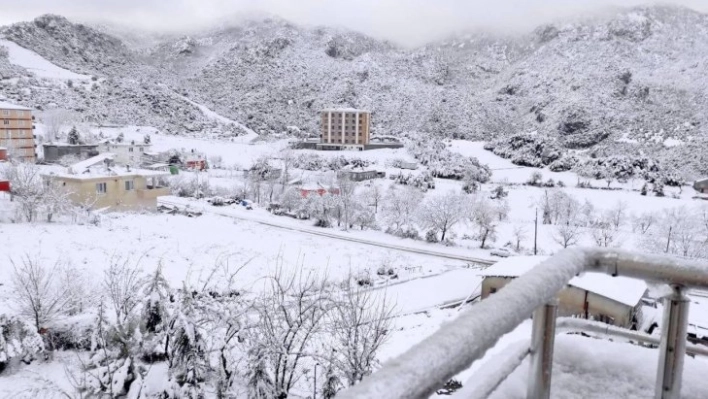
[{"left": 0, "top": 39, "right": 90, "bottom": 80}]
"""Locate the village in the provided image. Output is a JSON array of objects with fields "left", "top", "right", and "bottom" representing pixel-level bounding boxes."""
[{"left": 3, "top": 97, "right": 708, "bottom": 397}]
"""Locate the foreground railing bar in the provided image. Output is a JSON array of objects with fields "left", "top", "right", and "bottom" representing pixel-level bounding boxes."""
[
  {"left": 337, "top": 248, "right": 708, "bottom": 399},
  {"left": 451, "top": 341, "right": 530, "bottom": 399}
]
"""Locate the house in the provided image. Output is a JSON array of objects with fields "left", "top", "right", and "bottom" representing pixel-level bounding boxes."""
[
  {"left": 693, "top": 178, "right": 708, "bottom": 194},
  {"left": 42, "top": 153, "right": 170, "bottom": 211},
  {"left": 300, "top": 183, "right": 340, "bottom": 198},
  {"left": 479, "top": 256, "right": 647, "bottom": 328},
  {"left": 317, "top": 108, "right": 371, "bottom": 151},
  {"left": 399, "top": 161, "right": 418, "bottom": 170},
  {"left": 337, "top": 169, "right": 379, "bottom": 182},
  {"left": 0, "top": 101, "right": 36, "bottom": 162},
  {"left": 98, "top": 140, "right": 152, "bottom": 166},
  {"left": 366, "top": 135, "right": 404, "bottom": 150},
  {"left": 43, "top": 143, "right": 99, "bottom": 163}
]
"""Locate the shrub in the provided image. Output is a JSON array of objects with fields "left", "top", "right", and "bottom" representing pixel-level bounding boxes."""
[{"left": 425, "top": 230, "right": 439, "bottom": 243}]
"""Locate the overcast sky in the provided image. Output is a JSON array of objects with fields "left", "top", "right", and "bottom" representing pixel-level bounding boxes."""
[{"left": 1, "top": 0, "right": 707, "bottom": 46}]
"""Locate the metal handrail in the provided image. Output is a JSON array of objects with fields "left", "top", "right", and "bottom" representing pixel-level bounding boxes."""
[{"left": 336, "top": 248, "right": 708, "bottom": 399}]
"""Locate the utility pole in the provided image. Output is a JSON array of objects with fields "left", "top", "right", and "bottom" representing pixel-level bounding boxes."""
[
  {"left": 313, "top": 362, "right": 319, "bottom": 399},
  {"left": 665, "top": 226, "right": 672, "bottom": 253},
  {"left": 534, "top": 207, "right": 538, "bottom": 255}
]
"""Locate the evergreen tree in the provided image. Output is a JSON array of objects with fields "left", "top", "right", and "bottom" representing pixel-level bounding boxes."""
[
  {"left": 144, "top": 134, "right": 151, "bottom": 145},
  {"left": 168, "top": 289, "right": 208, "bottom": 399},
  {"left": 640, "top": 182, "right": 648, "bottom": 196},
  {"left": 116, "top": 132, "right": 124, "bottom": 143},
  {"left": 245, "top": 345, "right": 276, "bottom": 399},
  {"left": 140, "top": 265, "right": 172, "bottom": 363},
  {"left": 67, "top": 126, "right": 80, "bottom": 145}
]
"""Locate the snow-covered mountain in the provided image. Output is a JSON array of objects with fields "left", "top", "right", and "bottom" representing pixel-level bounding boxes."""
[{"left": 1, "top": 6, "right": 708, "bottom": 171}]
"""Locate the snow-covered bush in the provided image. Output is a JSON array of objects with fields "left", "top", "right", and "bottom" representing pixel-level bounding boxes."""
[
  {"left": 486, "top": 134, "right": 563, "bottom": 167},
  {"left": 0, "top": 315, "right": 44, "bottom": 374},
  {"left": 409, "top": 139, "right": 491, "bottom": 181}
]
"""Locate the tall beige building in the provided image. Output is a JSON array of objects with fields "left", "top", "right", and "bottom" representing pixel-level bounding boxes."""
[
  {"left": 319, "top": 108, "right": 370, "bottom": 150},
  {"left": 0, "top": 101, "right": 35, "bottom": 162}
]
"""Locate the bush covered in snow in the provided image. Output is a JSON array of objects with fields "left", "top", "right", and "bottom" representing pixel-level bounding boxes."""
[
  {"left": 410, "top": 139, "right": 491, "bottom": 181},
  {"left": 0, "top": 315, "right": 44, "bottom": 374},
  {"left": 486, "top": 133, "right": 564, "bottom": 167}
]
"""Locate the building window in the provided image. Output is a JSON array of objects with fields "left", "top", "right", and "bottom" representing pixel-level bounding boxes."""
[
  {"left": 125, "top": 180, "right": 134, "bottom": 191},
  {"left": 490, "top": 287, "right": 497, "bottom": 294},
  {"left": 96, "top": 182, "right": 107, "bottom": 194},
  {"left": 3, "top": 120, "right": 8, "bottom": 125},
  {"left": 19, "top": 120, "right": 25, "bottom": 127},
  {"left": 129, "top": 147, "right": 134, "bottom": 152},
  {"left": 139, "top": 147, "right": 144, "bottom": 152},
  {"left": 2, "top": 110, "right": 8, "bottom": 116}
]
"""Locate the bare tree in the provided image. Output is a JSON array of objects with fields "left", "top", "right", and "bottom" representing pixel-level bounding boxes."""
[
  {"left": 418, "top": 191, "right": 470, "bottom": 242},
  {"left": 471, "top": 197, "right": 497, "bottom": 248},
  {"left": 609, "top": 200, "right": 628, "bottom": 230},
  {"left": 553, "top": 223, "right": 581, "bottom": 248},
  {"left": 337, "top": 175, "right": 359, "bottom": 230},
  {"left": 591, "top": 214, "right": 617, "bottom": 247},
  {"left": 363, "top": 184, "right": 383, "bottom": 214},
  {"left": 41, "top": 109, "right": 75, "bottom": 142},
  {"left": 512, "top": 225, "right": 527, "bottom": 251},
  {"left": 632, "top": 212, "right": 656, "bottom": 234},
  {"left": 2, "top": 162, "right": 44, "bottom": 222},
  {"left": 329, "top": 280, "right": 394, "bottom": 387},
  {"left": 42, "top": 181, "right": 74, "bottom": 222},
  {"left": 251, "top": 267, "right": 330, "bottom": 398},
  {"left": 11, "top": 254, "right": 71, "bottom": 330},
  {"left": 103, "top": 254, "right": 145, "bottom": 325},
  {"left": 382, "top": 186, "right": 423, "bottom": 232}
]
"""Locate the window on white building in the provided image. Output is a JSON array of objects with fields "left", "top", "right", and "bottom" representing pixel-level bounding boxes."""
[
  {"left": 125, "top": 180, "right": 134, "bottom": 191},
  {"left": 96, "top": 182, "right": 107, "bottom": 194}
]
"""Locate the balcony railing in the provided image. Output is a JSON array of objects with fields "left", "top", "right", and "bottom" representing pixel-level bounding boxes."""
[{"left": 337, "top": 248, "right": 708, "bottom": 399}]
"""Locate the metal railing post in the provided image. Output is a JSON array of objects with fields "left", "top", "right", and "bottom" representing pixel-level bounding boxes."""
[
  {"left": 655, "top": 285, "right": 690, "bottom": 399},
  {"left": 527, "top": 299, "right": 558, "bottom": 399}
]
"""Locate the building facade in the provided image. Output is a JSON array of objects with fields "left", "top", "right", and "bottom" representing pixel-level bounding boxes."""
[
  {"left": 45, "top": 170, "right": 170, "bottom": 211},
  {"left": 0, "top": 101, "right": 35, "bottom": 162},
  {"left": 99, "top": 141, "right": 152, "bottom": 166},
  {"left": 319, "top": 109, "right": 370, "bottom": 150},
  {"left": 43, "top": 143, "right": 99, "bottom": 163}
]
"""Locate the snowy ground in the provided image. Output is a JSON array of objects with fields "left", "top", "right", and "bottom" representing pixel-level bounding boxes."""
[{"left": 0, "top": 39, "right": 91, "bottom": 81}]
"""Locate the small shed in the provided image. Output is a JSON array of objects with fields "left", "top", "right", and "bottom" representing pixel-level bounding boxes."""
[
  {"left": 694, "top": 178, "right": 708, "bottom": 194},
  {"left": 0, "top": 180, "right": 9, "bottom": 192},
  {"left": 399, "top": 161, "right": 418, "bottom": 170},
  {"left": 337, "top": 169, "right": 378, "bottom": 182},
  {"left": 479, "top": 256, "right": 647, "bottom": 328},
  {"left": 0, "top": 146, "right": 7, "bottom": 161}
]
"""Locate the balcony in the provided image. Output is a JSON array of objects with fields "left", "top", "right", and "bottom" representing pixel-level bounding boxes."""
[{"left": 339, "top": 248, "right": 708, "bottom": 399}]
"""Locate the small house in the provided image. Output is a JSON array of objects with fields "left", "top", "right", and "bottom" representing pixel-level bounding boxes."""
[
  {"left": 399, "top": 161, "right": 418, "bottom": 170},
  {"left": 300, "top": 183, "right": 340, "bottom": 198},
  {"left": 479, "top": 256, "right": 647, "bottom": 329},
  {"left": 99, "top": 140, "right": 152, "bottom": 166},
  {"left": 694, "top": 178, "right": 708, "bottom": 194},
  {"left": 337, "top": 169, "right": 379, "bottom": 182},
  {"left": 42, "top": 153, "right": 170, "bottom": 211},
  {"left": 43, "top": 143, "right": 99, "bottom": 163}
]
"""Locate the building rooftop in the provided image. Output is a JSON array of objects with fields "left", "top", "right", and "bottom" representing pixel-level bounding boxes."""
[
  {"left": 43, "top": 143, "right": 99, "bottom": 148},
  {"left": 479, "top": 256, "right": 647, "bottom": 307},
  {"left": 46, "top": 166, "right": 170, "bottom": 181},
  {"left": 100, "top": 140, "right": 151, "bottom": 147},
  {"left": 0, "top": 100, "right": 31, "bottom": 111},
  {"left": 320, "top": 108, "right": 370, "bottom": 113}
]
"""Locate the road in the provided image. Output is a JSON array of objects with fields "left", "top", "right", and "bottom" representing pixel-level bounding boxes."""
[{"left": 158, "top": 196, "right": 495, "bottom": 266}]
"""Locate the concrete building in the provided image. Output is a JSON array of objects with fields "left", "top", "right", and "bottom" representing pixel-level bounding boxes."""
[
  {"left": 479, "top": 256, "right": 647, "bottom": 329},
  {"left": 0, "top": 101, "right": 36, "bottom": 162},
  {"left": 318, "top": 108, "right": 370, "bottom": 151},
  {"left": 43, "top": 143, "right": 99, "bottom": 163},
  {"left": 99, "top": 140, "right": 152, "bottom": 166},
  {"left": 337, "top": 169, "right": 379, "bottom": 182},
  {"left": 43, "top": 153, "right": 170, "bottom": 211}
]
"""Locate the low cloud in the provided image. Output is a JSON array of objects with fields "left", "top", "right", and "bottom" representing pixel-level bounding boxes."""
[{"left": 1, "top": 0, "right": 707, "bottom": 46}]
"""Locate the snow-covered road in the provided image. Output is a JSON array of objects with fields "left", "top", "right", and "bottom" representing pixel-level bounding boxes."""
[{"left": 158, "top": 196, "right": 495, "bottom": 266}]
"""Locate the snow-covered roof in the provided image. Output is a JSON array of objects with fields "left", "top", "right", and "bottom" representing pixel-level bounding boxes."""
[
  {"left": 69, "top": 153, "right": 115, "bottom": 173},
  {"left": 320, "top": 108, "right": 370, "bottom": 113},
  {"left": 0, "top": 100, "right": 31, "bottom": 110},
  {"left": 47, "top": 167, "right": 170, "bottom": 181},
  {"left": 101, "top": 141, "right": 151, "bottom": 147},
  {"left": 479, "top": 256, "right": 647, "bottom": 307},
  {"left": 688, "top": 293, "right": 708, "bottom": 339}
]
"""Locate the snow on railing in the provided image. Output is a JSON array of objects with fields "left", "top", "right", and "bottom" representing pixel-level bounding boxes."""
[{"left": 336, "top": 248, "right": 708, "bottom": 399}]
